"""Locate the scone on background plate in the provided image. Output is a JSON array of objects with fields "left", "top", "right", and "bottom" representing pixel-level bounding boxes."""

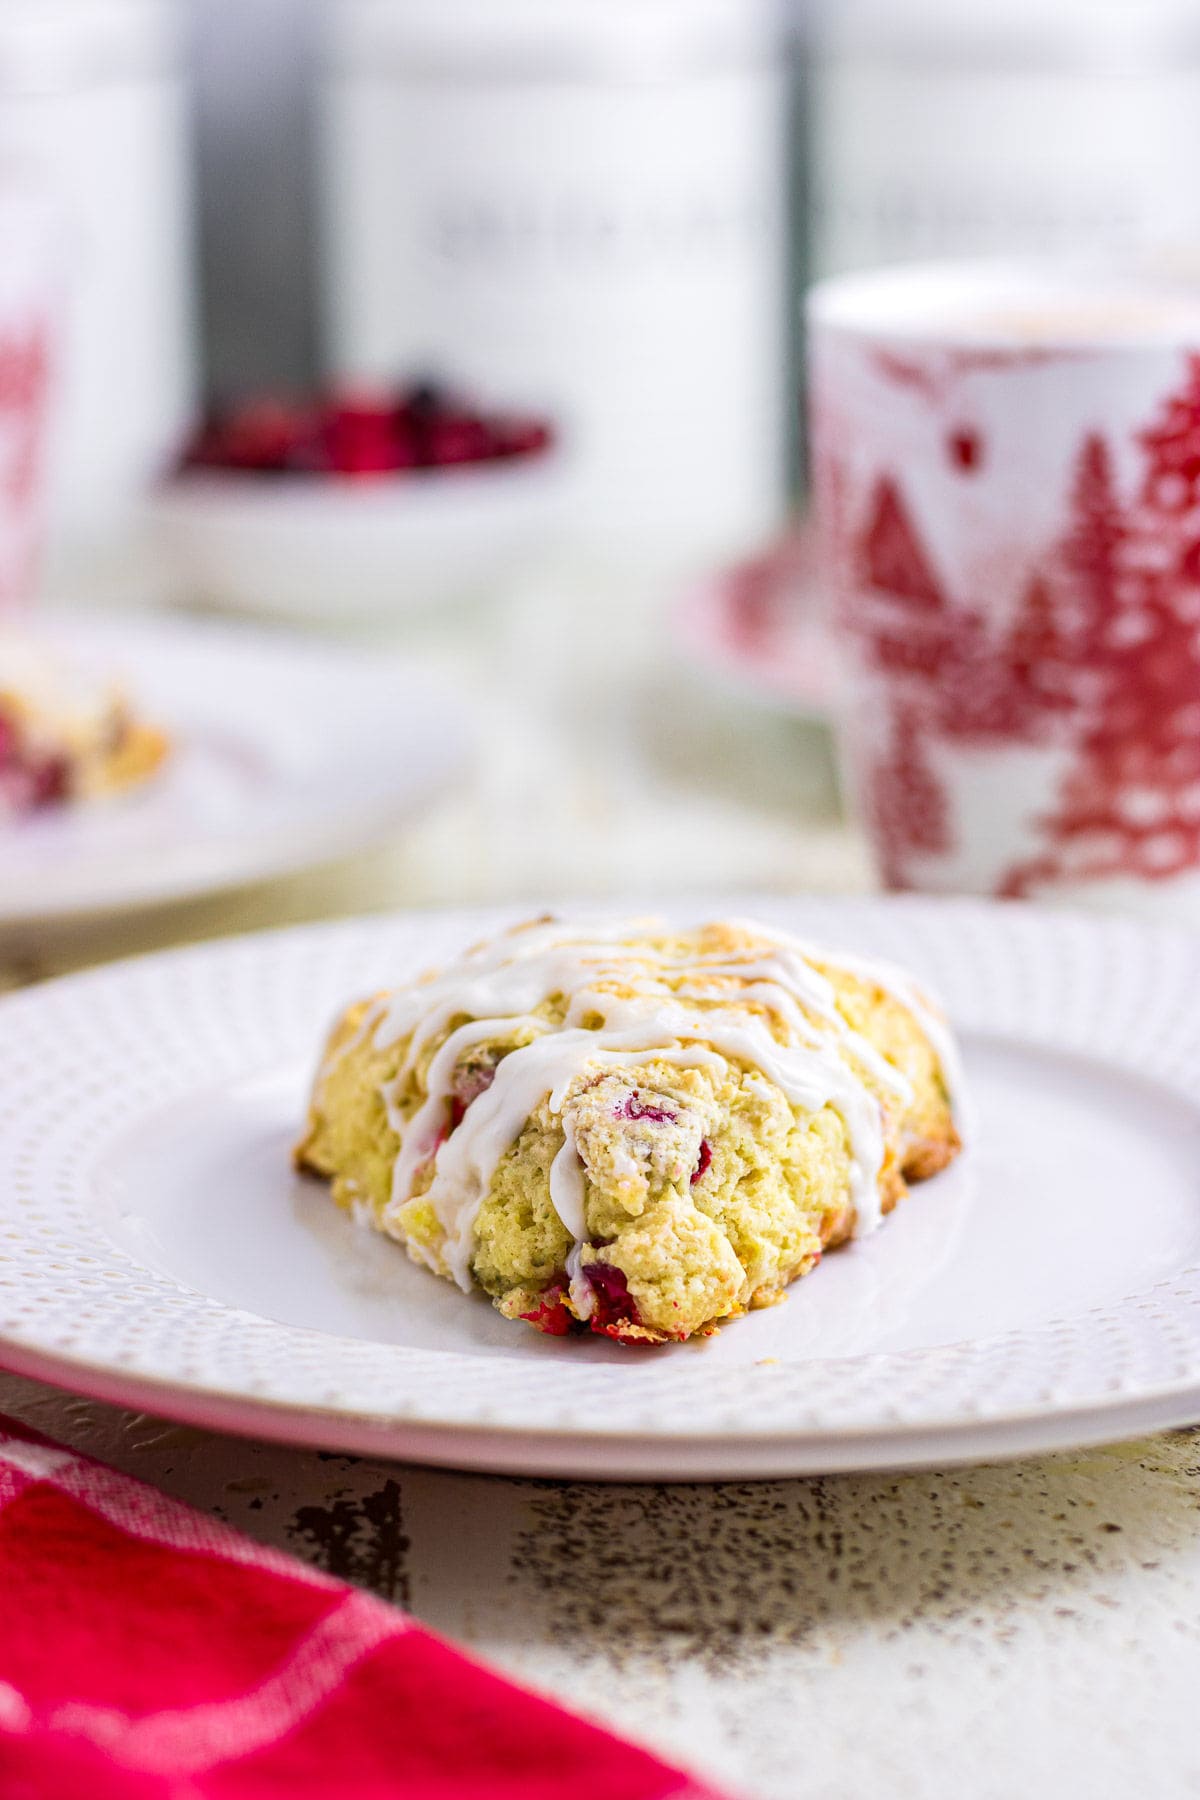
[
  {"left": 296, "top": 917, "right": 963, "bottom": 1345},
  {"left": 0, "top": 630, "right": 169, "bottom": 817}
]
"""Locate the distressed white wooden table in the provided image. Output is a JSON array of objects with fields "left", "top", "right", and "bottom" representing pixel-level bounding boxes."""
[
  {"left": 2, "top": 1371, "right": 1198, "bottom": 1800},
  {"left": 5, "top": 572, "right": 1200, "bottom": 1797}
]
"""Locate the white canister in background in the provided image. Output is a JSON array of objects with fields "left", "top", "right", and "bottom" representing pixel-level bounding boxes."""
[
  {"left": 0, "top": 0, "right": 196, "bottom": 576},
  {"left": 809, "top": 0, "right": 1200, "bottom": 277},
  {"left": 320, "top": 0, "right": 789, "bottom": 566}
]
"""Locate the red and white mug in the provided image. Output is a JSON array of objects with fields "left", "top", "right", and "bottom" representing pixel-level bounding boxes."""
[{"left": 808, "top": 260, "right": 1200, "bottom": 915}]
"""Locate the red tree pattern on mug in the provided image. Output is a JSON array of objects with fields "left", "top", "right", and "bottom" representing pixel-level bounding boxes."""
[{"left": 841, "top": 353, "right": 1200, "bottom": 894}]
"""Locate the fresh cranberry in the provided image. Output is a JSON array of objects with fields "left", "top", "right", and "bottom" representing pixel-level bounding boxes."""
[
  {"left": 428, "top": 1120, "right": 450, "bottom": 1158},
  {"left": 425, "top": 412, "right": 494, "bottom": 468},
  {"left": 28, "top": 755, "right": 69, "bottom": 808},
  {"left": 395, "top": 379, "right": 447, "bottom": 425},
  {"left": 187, "top": 398, "right": 314, "bottom": 474},
  {"left": 179, "top": 382, "right": 553, "bottom": 479},
  {"left": 519, "top": 1286, "right": 574, "bottom": 1337},
  {"left": 585, "top": 1261, "right": 640, "bottom": 1338},
  {"left": 321, "top": 397, "right": 414, "bottom": 478},
  {"left": 281, "top": 429, "right": 331, "bottom": 475},
  {"left": 453, "top": 1062, "right": 497, "bottom": 1108},
  {"left": 614, "top": 1090, "right": 677, "bottom": 1125},
  {"left": 431, "top": 1057, "right": 499, "bottom": 1153},
  {"left": 492, "top": 418, "right": 552, "bottom": 460},
  {"left": 446, "top": 1060, "right": 497, "bottom": 1134},
  {"left": 691, "top": 1139, "right": 712, "bottom": 1185},
  {"left": 390, "top": 417, "right": 421, "bottom": 471},
  {"left": 395, "top": 384, "right": 448, "bottom": 466}
]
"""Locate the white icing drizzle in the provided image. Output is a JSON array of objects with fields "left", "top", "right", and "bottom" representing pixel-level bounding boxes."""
[
  {"left": 565, "top": 1241, "right": 595, "bottom": 1319},
  {"left": 366, "top": 917, "right": 961, "bottom": 1292},
  {"left": 348, "top": 1194, "right": 375, "bottom": 1231},
  {"left": 550, "top": 1138, "right": 587, "bottom": 1241},
  {"left": 728, "top": 923, "right": 965, "bottom": 1127}
]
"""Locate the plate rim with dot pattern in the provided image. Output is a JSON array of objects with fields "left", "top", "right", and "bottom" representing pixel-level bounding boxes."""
[{"left": 1, "top": 895, "right": 1199, "bottom": 1480}]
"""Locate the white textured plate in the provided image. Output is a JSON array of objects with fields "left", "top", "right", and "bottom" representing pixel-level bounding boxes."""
[
  {"left": 0, "top": 612, "right": 472, "bottom": 925},
  {"left": 2, "top": 897, "right": 1200, "bottom": 1479}
]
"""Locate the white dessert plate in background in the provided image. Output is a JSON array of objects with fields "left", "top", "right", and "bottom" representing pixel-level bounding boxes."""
[
  {"left": 0, "top": 611, "right": 472, "bottom": 926},
  {"left": 1, "top": 896, "right": 1198, "bottom": 1479}
]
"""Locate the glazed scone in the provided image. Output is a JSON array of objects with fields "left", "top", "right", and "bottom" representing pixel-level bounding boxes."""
[
  {"left": 0, "top": 630, "right": 169, "bottom": 817},
  {"left": 296, "top": 917, "right": 963, "bottom": 1344}
]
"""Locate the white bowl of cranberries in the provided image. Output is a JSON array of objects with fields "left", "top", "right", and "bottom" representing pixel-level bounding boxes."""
[{"left": 150, "top": 383, "right": 565, "bottom": 623}]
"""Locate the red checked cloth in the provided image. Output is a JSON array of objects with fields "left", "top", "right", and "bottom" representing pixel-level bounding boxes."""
[{"left": 0, "top": 1416, "right": 727, "bottom": 1800}]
